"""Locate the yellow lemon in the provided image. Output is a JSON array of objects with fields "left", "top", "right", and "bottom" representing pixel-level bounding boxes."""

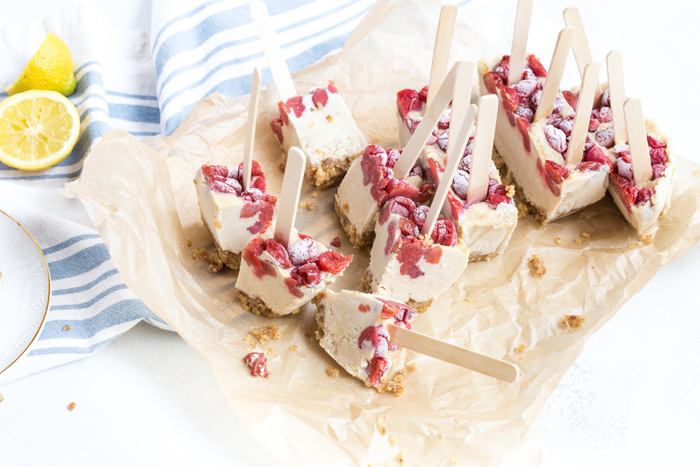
[
  {"left": 5, "top": 32, "right": 77, "bottom": 97},
  {"left": 0, "top": 90, "right": 80, "bottom": 171}
]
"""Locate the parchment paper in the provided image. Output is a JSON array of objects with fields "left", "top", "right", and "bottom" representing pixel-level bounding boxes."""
[{"left": 62, "top": 0, "right": 700, "bottom": 465}]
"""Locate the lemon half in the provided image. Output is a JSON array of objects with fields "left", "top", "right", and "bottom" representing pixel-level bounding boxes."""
[
  {"left": 5, "top": 32, "right": 77, "bottom": 97},
  {"left": 0, "top": 90, "right": 80, "bottom": 171}
]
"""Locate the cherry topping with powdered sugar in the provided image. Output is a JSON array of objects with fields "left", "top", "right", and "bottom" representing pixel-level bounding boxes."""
[{"left": 243, "top": 352, "right": 269, "bottom": 378}]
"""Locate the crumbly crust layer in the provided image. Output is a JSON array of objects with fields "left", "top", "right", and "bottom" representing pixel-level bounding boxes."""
[
  {"left": 492, "top": 148, "right": 548, "bottom": 225},
  {"left": 360, "top": 270, "right": 432, "bottom": 313},
  {"left": 217, "top": 247, "right": 241, "bottom": 271},
  {"left": 334, "top": 194, "right": 375, "bottom": 249},
  {"left": 308, "top": 154, "right": 358, "bottom": 190},
  {"left": 468, "top": 252, "right": 499, "bottom": 263},
  {"left": 237, "top": 289, "right": 302, "bottom": 318}
]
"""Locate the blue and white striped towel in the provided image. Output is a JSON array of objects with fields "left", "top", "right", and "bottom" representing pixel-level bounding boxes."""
[{"left": 0, "top": 0, "right": 378, "bottom": 383}]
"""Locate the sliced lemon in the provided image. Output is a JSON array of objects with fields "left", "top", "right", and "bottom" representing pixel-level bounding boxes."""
[
  {"left": 5, "top": 32, "right": 77, "bottom": 97},
  {"left": 0, "top": 90, "right": 80, "bottom": 171}
]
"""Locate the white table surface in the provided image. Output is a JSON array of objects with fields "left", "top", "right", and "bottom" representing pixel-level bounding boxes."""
[{"left": 1, "top": 1, "right": 699, "bottom": 465}]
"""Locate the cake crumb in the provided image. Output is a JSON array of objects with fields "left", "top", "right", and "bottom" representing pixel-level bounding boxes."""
[
  {"left": 326, "top": 114, "right": 333, "bottom": 123},
  {"left": 299, "top": 201, "right": 316, "bottom": 211},
  {"left": 637, "top": 241, "right": 643, "bottom": 247},
  {"left": 409, "top": 362, "right": 417, "bottom": 371},
  {"left": 554, "top": 237, "right": 562, "bottom": 245},
  {"left": 465, "top": 296, "right": 473, "bottom": 303},
  {"left": 438, "top": 434, "right": 444, "bottom": 439},
  {"left": 581, "top": 232, "right": 591, "bottom": 239},
  {"left": 398, "top": 452, "right": 406, "bottom": 464},
  {"left": 386, "top": 369, "right": 407, "bottom": 396},
  {"left": 373, "top": 136, "right": 380, "bottom": 143},
  {"left": 186, "top": 238, "right": 193, "bottom": 247},
  {"left": 516, "top": 202, "right": 529, "bottom": 219},
  {"left": 243, "top": 335, "right": 251, "bottom": 342},
  {"left": 63, "top": 325, "right": 71, "bottom": 331},
  {"left": 214, "top": 220, "right": 222, "bottom": 229},
  {"left": 196, "top": 247, "right": 225, "bottom": 273},
  {"left": 67, "top": 402, "right": 76, "bottom": 411},
  {"left": 268, "top": 348, "right": 274, "bottom": 354},
  {"left": 515, "top": 344, "right": 525, "bottom": 353},
  {"left": 289, "top": 345, "right": 298, "bottom": 352},
  {"left": 628, "top": 242, "right": 636, "bottom": 249},
  {"left": 389, "top": 436, "right": 398, "bottom": 446},
  {"left": 451, "top": 456, "right": 458, "bottom": 463},
  {"left": 641, "top": 233, "right": 653, "bottom": 245},
  {"left": 506, "top": 185, "right": 515, "bottom": 198},
  {"left": 326, "top": 367, "right": 340, "bottom": 377},
  {"left": 310, "top": 191, "right": 320, "bottom": 198},
  {"left": 278, "top": 162, "right": 286, "bottom": 172},
  {"left": 376, "top": 415, "right": 386, "bottom": 435},
  {"left": 249, "top": 325, "right": 281, "bottom": 344},
  {"left": 575, "top": 238, "right": 582, "bottom": 244},
  {"left": 316, "top": 102, "right": 323, "bottom": 110},
  {"left": 562, "top": 315, "right": 586, "bottom": 329},
  {"left": 304, "top": 332, "right": 311, "bottom": 338},
  {"left": 330, "top": 237, "right": 342, "bottom": 248},
  {"left": 627, "top": 236, "right": 632, "bottom": 241},
  {"left": 529, "top": 255, "right": 547, "bottom": 276}
]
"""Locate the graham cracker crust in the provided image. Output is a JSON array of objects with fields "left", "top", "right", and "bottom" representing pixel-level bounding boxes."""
[
  {"left": 237, "top": 290, "right": 301, "bottom": 318},
  {"left": 308, "top": 154, "right": 358, "bottom": 190},
  {"left": 360, "top": 270, "right": 432, "bottom": 313},
  {"left": 334, "top": 193, "right": 375, "bottom": 249},
  {"left": 492, "top": 148, "right": 548, "bottom": 225},
  {"left": 468, "top": 252, "right": 499, "bottom": 263},
  {"left": 217, "top": 247, "right": 241, "bottom": 271}
]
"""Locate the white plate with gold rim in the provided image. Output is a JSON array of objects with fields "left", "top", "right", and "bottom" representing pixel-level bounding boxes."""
[{"left": 0, "top": 209, "right": 50, "bottom": 375}]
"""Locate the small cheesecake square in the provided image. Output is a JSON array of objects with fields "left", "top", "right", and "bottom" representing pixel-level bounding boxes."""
[
  {"left": 270, "top": 82, "right": 368, "bottom": 189},
  {"left": 235, "top": 231, "right": 352, "bottom": 317},
  {"left": 364, "top": 198, "right": 469, "bottom": 312},
  {"left": 335, "top": 144, "right": 429, "bottom": 249},
  {"left": 314, "top": 289, "right": 417, "bottom": 389},
  {"left": 194, "top": 162, "right": 276, "bottom": 269},
  {"left": 478, "top": 55, "right": 610, "bottom": 224}
]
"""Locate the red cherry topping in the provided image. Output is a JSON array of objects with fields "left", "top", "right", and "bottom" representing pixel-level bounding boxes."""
[
  {"left": 316, "top": 250, "right": 352, "bottom": 274},
  {"left": 311, "top": 88, "right": 328, "bottom": 108},
  {"left": 286, "top": 96, "right": 305, "bottom": 118},
  {"left": 243, "top": 352, "right": 269, "bottom": 378},
  {"left": 527, "top": 54, "right": 547, "bottom": 77}
]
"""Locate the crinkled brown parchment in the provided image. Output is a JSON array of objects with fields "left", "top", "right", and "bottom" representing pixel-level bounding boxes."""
[{"left": 62, "top": 0, "right": 700, "bottom": 465}]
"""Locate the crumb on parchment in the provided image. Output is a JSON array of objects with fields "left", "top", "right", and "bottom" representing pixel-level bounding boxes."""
[
  {"left": 309, "top": 191, "right": 319, "bottom": 198},
  {"left": 196, "top": 247, "right": 225, "bottom": 273},
  {"left": 298, "top": 201, "right": 316, "bottom": 211},
  {"left": 554, "top": 237, "right": 562, "bottom": 245},
  {"left": 376, "top": 415, "right": 386, "bottom": 435},
  {"left": 186, "top": 238, "right": 193, "bottom": 247},
  {"left": 515, "top": 344, "right": 525, "bottom": 353},
  {"left": 529, "top": 255, "right": 546, "bottom": 276},
  {"left": 389, "top": 436, "right": 398, "bottom": 446},
  {"left": 641, "top": 232, "right": 653, "bottom": 245},
  {"left": 67, "top": 402, "right": 76, "bottom": 411},
  {"left": 386, "top": 370, "right": 407, "bottom": 396},
  {"left": 451, "top": 456, "right": 458, "bottom": 463},
  {"left": 289, "top": 345, "right": 298, "bottom": 352},
  {"left": 63, "top": 325, "right": 71, "bottom": 331},
  {"left": 581, "top": 232, "right": 590, "bottom": 239},
  {"left": 562, "top": 315, "right": 586, "bottom": 329},
  {"left": 409, "top": 362, "right": 417, "bottom": 371},
  {"left": 249, "top": 325, "right": 281, "bottom": 344},
  {"left": 326, "top": 367, "right": 340, "bottom": 377},
  {"left": 398, "top": 452, "right": 406, "bottom": 464},
  {"left": 575, "top": 238, "right": 582, "bottom": 244}
]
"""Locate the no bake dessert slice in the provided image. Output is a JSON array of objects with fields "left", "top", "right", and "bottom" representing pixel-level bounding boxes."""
[
  {"left": 194, "top": 161, "right": 276, "bottom": 270},
  {"left": 314, "top": 289, "right": 417, "bottom": 389}
]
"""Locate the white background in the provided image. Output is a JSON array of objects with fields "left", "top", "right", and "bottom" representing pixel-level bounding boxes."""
[{"left": 1, "top": 0, "right": 699, "bottom": 465}]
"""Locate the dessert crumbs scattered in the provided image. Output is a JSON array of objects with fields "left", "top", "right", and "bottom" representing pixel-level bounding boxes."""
[
  {"left": 268, "top": 348, "right": 274, "bottom": 354},
  {"left": 314, "top": 330, "right": 322, "bottom": 340},
  {"left": 451, "top": 456, "right": 458, "bottom": 464},
  {"left": 326, "top": 367, "right": 340, "bottom": 377},
  {"left": 278, "top": 162, "right": 286, "bottom": 172},
  {"left": 575, "top": 238, "right": 582, "bottom": 245},
  {"left": 243, "top": 335, "right": 251, "bottom": 342},
  {"left": 373, "top": 136, "right": 380, "bottom": 143},
  {"left": 326, "top": 114, "right": 333, "bottom": 123},
  {"left": 310, "top": 191, "right": 320, "bottom": 198},
  {"left": 376, "top": 415, "right": 386, "bottom": 435},
  {"left": 386, "top": 369, "right": 407, "bottom": 396},
  {"left": 196, "top": 247, "right": 225, "bottom": 273},
  {"left": 641, "top": 233, "right": 653, "bottom": 245},
  {"left": 506, "top": 185, "right": 515, "bottom": 198},
  {"left": 636, "top": 241, "right": 643, "bottom": 247},
  {"left": 191, "top": 253, "right": 197, "bottom": 260},
  {"left": 299, "top": 201, "right": 316, "bottom": 211},
  {"left": 398, "top": 452, "right": 405, "bottom": 464},
  {"left": 63, "top": 325, "right": 71, "bottom": 331},
  {"left": 186, "top": 238, "right": 193, "bottom": 247},
  {"left": 627, "top": 236, "right": 632, "bottom": 241},
  {"left": 515, "top": 344, "right": 525, "bottom": 353},
  {"left": 289, "top": 345, "right": 298, "bottom": 352},
  {"left": 0, "top": 392, "right": 4, "bottom": 403},
  {"left": 249, "top": 325, "right": 281, "bottom": 344},
  {"left": 562, "top": 315, "right": 586, "bottom": 329},
  {"left": 67, "top": 402, "right": 76, "bottom": 411},
  {"left": 438, "top": 434, "right": 444, "bottom": 439},
  {"left": 581, "top": 232, "right": 591, "bottom": 239},
  {"left": 196, "top": 262, "right": 202, "bottom": 267},
  {"left": 529, "top": 255, "right": 547, "bottom": 276},
  {"left": 214, "top": 220, "right": 222, "bottom": 229},
  {"left": 409, "top": 362, "right": 417, "bottom": 371},
  {"left": 516, "top": 202, "right": 529, "bottom": 219},
  {"left": 342, "top": 203, "right": 349, "bottom": 213},
  {"left": 554, "top": 237, "right": 562, "bottom": 245},
  {"left": 628, "top": 242, "right": 636, "bottom": 249},
  {"left": 465, "top": 296, "right": 473, "bottom": 303},
  {"left": 330, "top": 237, "right": 341, "bottom": 248},
  {"left": 304, "top": 332, "right": 311, "bottom": 338},
  {"left": 389, "top": 436, "right": 398, "bottom": 446}
]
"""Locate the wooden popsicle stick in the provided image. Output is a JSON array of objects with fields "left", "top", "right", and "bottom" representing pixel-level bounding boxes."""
[
  {"left": 426, "top": 4, "right": 458, "bottom": 108},
  {"left": 466, "top": 95, "right": 498, "bottom": 204},
  {"left": 534, "top": 27, "right": 574, "bottom": 122},
  {"left": 394, "top": 61, "right": 471, "bottom": 179},
  {"left": 563, "top": 6, "right": 603, "bottom": 103},
  {"left": 566, "top": 61, "right": 601, "bottom": 167},
  {"left": 443, "top": 61, "right": 475, "bottom": 155},
  {"left": 624, "top": 97, "right": 652, "bottom": 185},
  {"left": 422, "top": 104, "right": 476, "bottom": 238},
  {"left": 249, "top": 0, "right": 296, "bottom": 102},
  {"left": 606, "top": 50, "right": 628, "bottom": 144},
  {"left": 507, "top": 0, "right": 534, "bottom": 86},
  {"left": 386, "top": 324, "right": 520, "bottom": 383},
  {"left": 242, "top": 68, "right": 262, "bottom": 191},
  {"left": 273, "top": 147, "right": 306, "bottom": 249}
]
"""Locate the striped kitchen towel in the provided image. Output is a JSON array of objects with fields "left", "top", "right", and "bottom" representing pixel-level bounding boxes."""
[{"left": 0, "top": 0, "right": 382, "bottom": 383}]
